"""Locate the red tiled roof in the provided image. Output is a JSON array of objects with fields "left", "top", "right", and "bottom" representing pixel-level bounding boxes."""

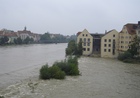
[
  {"left": 77, "top": 32, "right": 82, "bottom": 36},
  {"left": 125, "top": 23, "right": 138, "bottom": 35},
  {"left": 18, "top": 30, "right": 31, "bottom": 34},
  {"left": 4, "top": 32, "right": 18, "bottom": 37}
]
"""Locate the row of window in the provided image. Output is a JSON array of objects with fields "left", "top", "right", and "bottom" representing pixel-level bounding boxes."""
[
  {"left": 83, "top": 42, "right": 90, "bottom": 46},
  {"left": 119, "top": 41, "right": 131, "bottom": 44},
  {"left": 119, "top": 46, "right": 130, "bottom": 49},
  {"left": 83, "top": 48, "right": 90, "bottom": 51},
  {"left": 83, "top": 34, "right": 88, "bottom": 37},
  {"left": 80, "top": 38, "right": 90, "bottom": 42},
  {"left": 119, "top": 36, "right": 131, "bottom": 39},
  {"left": 104, "top": 49, "right": 111, "bottom": 52},
  {"left": 104, "top": 39, "right": 115, "bottom": 42},
  {"left": 104, "top": 44, "right": 111, "bottom": 47},
  {"left": 104, "top": 49, "right": 115, "bottom": 55}
]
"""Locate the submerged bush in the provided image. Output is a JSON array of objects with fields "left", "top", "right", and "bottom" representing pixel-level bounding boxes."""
[
  {"left": 40, "top": 64, "right": 51, "bottom": 79},
  {"left": 39, "top": 64, "right": 65, "bottom": 80},
  {"left": 53, "top": 56, "right": 80, "bottom": 76}
]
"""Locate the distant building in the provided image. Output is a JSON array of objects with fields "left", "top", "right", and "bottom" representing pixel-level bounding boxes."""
[
  {"left": 118, "top": 23, "right": 137, "bottom": 53},
  {"left": 77, "top": 29, "right": 93, "bottom": 55},
  {"left": 101, "top": 29, "right": 119, "bottom": 58}
]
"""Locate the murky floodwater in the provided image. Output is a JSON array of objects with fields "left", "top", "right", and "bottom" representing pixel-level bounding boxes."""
[
  {"left": 0, "top": 43, "right": 67, "bottom": 88},
  {"left": 0, "top": 44, "right": 140, "bottom": 98}
]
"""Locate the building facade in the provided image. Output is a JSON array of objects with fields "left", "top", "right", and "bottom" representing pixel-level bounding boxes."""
[
  {"left": 101, "top": 29, "right": 119, "bottom": 58},
  {"left": 77, "top": 29, "right": 93, "bottom": 55},
  {"left": 118, "top": 24, "right": 137, "bottom": 53}
]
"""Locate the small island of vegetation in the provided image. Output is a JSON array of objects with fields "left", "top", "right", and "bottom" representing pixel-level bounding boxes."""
[{"left": 39, "top": 40, "right": 83, "bottom": 80}]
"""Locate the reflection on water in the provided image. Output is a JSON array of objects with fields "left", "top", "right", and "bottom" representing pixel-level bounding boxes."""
[{"left": 1, "top": 56, "right": 140, "bottom": 98}]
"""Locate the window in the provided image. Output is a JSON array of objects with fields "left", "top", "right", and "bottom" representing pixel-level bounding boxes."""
[
  {"left": 125, "top": 36, "right": 128, "bottom": 39},
  {"left": 80, "top": 38, "right": 82, "bottom": 42},
  {"left": 113, "top": 35, "right": 115, "bottom": 37},
  {"left": 84, "top": 38, "right": 86, "bottom": 42},
  {"left": 129, "top": 36, "right": 131, "bottom": 39},
  {"left": 104, "top": 39, "right": 107, "bottom": 42},
  {"left": 87, "top": 48, "right": 90, "bottom": 51},
  {"left": 108, "top": 49, "right": 111, "bottom": 52},
  {"left": 83, "top": 34, "right": 84, "bottom": 36},
  {"left": 121, "top": 46, "right": 124, "bottom": 48},
  {"left": 109, "top": 39, "right": 111, "bottom": 42},
  {"left": 83, "top": 48, "right": 86, "bottom": 51},
  {"left": 121, "top": 41, "right": 124, "bottom": 43},
  {"left": 104, "top": 49, "right": 106, "bottom": 52},
  {"left": 86, "top": 34, "right": 88, "bottom": 36},
  {"left": 104, "top": 44, "right": 107, "bottom": 47},
  {"left": 108, "top": 44, "right": 111, "bottom": 47},
  {"left": 88, "top": 38, "right": 90, "bottom": 42},
  {"left": 84, "top": 43, "right": 86, "bottom": 46}
]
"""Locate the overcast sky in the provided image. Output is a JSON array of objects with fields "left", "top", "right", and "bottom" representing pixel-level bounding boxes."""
[{"left": 0, "top": 0, "right": 140, "bottom": 35}]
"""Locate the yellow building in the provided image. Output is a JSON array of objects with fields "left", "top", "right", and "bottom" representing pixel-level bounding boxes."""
[
  {"left": 118, "top": 24, "right": 137, "bottom": 53},
  {"left": 101, "top": 29, "right": 119, "bottom": 58},
  {"left": 77, "top": 29, "right": 93, "bottom": 55}
]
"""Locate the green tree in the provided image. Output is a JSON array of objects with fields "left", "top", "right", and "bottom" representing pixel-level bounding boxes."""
[
  {"left": 128, "top": 37, "right": 139, "bottom": 56},
  {"left": 65, "top": 40, "right": 83, "bottom": 56},
  {"left": 23, "top": 36, "right": 30, "bottom": 44},
  {"left": 0, "top": 36, "right": 9, "bottom": 45},
  {"left": 40, "top": 32, "right": 51, "bottom": 43},
  {"left": 17, "top": 37, "right": 23, "bottom": 44}
]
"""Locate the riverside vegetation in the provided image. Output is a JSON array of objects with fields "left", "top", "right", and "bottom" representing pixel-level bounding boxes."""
[
  {"left": 118, "top": 37, "right": 140, "bottom": 63},
  {"left": 39, "top": 40, "right": 83, "bottom": 80}
]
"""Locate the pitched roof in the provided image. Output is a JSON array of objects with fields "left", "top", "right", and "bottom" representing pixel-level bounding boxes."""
[
  {"left": 77, "top": 32, "right": 82, "bottom": 36},
  {"left": 125, "top": 23, "right": 138, "bottom": 35}
]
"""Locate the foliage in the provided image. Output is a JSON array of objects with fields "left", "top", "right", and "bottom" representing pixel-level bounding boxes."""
[
  {"left": 14, "top": 37, "right": 22, "bottom": 44},
  {"left": 53, "top": 56, "right": 80, "bottom": 76},
  {"left": 0, "top": 36, "right": 9, "bottom": 45},
  {"left": 0, "top": 96, "right": 4, "bottom": 98},
  {"left": 65, "top": 40, "right": 83, "bottom": 56},
  {"left": 23, "top": 37, "right": 34, "bottom": 44},
  {"left": 39, "top": 64, "right": 51, "bottom": 79},
  {"left": 118, "top": 51, "right": 132, "bottom": 61},
  {"left": 128, "top": 36, "right": 139, "bottom": 56},
  {"left": 39, "top": 64, "right": 65, "bottom": 80},
  {"left": 40, "top": 32, "right": 51, "bottom": 42}
]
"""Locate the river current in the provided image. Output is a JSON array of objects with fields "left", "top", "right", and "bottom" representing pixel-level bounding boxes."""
[{"left": 0, "top": 43, "right": 140, "bottom": 98}]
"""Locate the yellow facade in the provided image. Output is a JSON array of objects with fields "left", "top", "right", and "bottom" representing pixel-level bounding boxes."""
[
  {"left": 77, "top": 29, "right": 93, "bottom": 55},
  {"left": 101, "top": 29, "right": 119, "bottom": 58},
  {"left": 118, "top": 25, "right": 136, "bottom": 53}
]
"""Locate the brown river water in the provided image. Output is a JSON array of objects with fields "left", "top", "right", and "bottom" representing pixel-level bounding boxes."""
[{"left": 0, "top": 43, "right": 140, "bottom": 98}]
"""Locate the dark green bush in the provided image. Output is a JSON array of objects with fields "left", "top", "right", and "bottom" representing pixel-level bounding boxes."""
[
  {"left": 53, "top": 56, "right": 80, "bottom": 76},
  {"left": 118, "top": 51, "right": 132, "bottom": 61},
  {"left": 40, "top": 64, "right": 65, "bottom": 80},
  {"left": 39, "top": 64, "right": 51, "bottom": 79},
  {"left": 123, "top": 58, "right": 135, "bottom": 63},
  {"left": 49, "top": 65, "right": 65, "bottom": 79}
]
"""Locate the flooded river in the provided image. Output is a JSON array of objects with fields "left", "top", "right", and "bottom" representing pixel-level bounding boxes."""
[{"left": 0, "top": 44, "right": 140, "bottom": 98}]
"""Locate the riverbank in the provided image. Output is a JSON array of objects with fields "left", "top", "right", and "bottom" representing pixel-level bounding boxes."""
[{"left": 1, "top": 57, "right": 140, "bottom": 98}]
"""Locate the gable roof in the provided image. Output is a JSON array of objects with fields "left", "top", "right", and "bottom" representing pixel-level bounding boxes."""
[{"left": 125, "top": 23, "right": 138, "bottom": 35}]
